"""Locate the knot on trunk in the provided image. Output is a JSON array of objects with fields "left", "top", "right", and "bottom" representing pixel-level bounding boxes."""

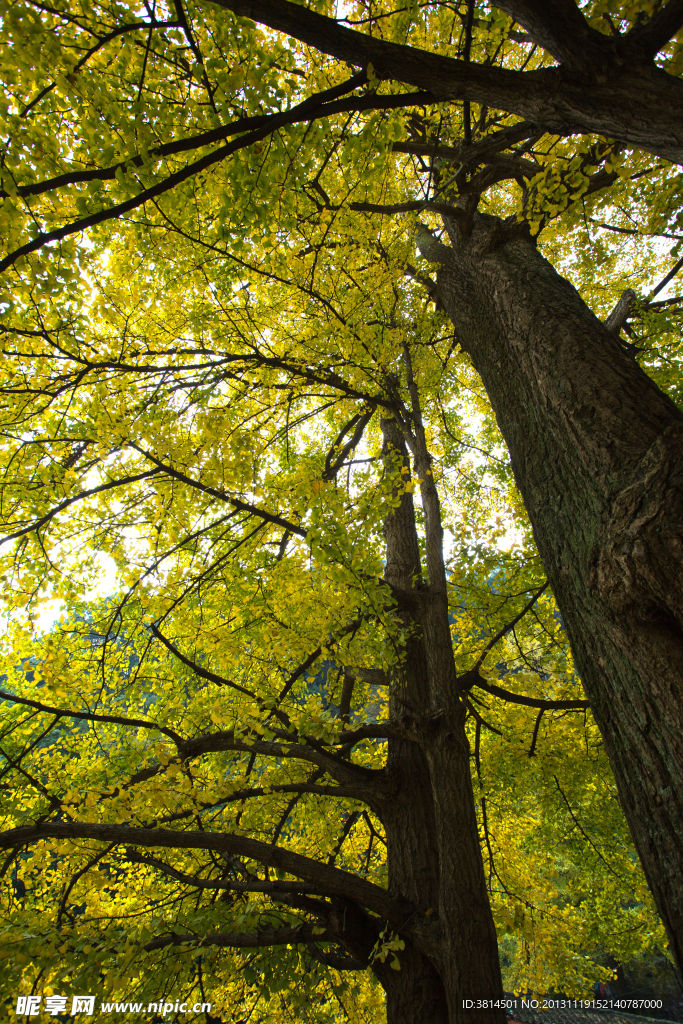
[
  {"left": 390, "top": 706, "right": 467, "bottom": 742},
  {"left": 594, "top": 424, "right": 683, "bottom": 627}
]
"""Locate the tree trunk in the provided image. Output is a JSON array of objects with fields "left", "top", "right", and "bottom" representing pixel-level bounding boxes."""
[
  {"left": 376, "top": 416, "right": 506, "bottom": 1024},
  {"left": 418, "top": 213, "right": 683, "bottom": 973}
]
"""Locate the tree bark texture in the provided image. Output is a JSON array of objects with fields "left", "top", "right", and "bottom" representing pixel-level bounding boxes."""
[
  {"left": 376, "top": 416, "right": 505, "bottom": 1024},
  {"left": 419, "top": 214, "right": 683, "bottom": 973}
]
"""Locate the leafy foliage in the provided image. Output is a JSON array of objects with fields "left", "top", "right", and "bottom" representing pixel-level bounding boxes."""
[{"left": 0, "top": 0, "right": 681, "bottom": 1019}]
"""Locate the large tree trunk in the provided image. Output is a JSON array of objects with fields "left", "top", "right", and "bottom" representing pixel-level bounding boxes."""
[
  {"left": 376, "top": 416, "right": 506, "bottom": 1024},
  {"left": 418, "top": 213, "right": 683, "bottom": 973}
]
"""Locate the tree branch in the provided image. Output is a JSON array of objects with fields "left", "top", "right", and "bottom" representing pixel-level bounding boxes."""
[
  {"left": 328, "top": 810, "right": 361, "bottom": 865},
  {"left": 649, "top": 252, "right": 683, "bottom": 299},
  {"left": 207, "top": 0, "right": 548, "bottom": 112},
  {"left": 155, "top": 782, "right": 368, "bottom": 824},
  {"left": 58, "top": 843, "right": 117, "bottom": 926},
  {"left": 334, "top": 722, "right": 399, "bottom": 744},
  {"left": 174, "top": 725, "right": 382, "bottom": 793},
  {"left": 0, "top": 822, "right": 417, "bottom": 927},
  {"left": 307, "top": 944, "right": 366, "bottom": 970},
  {"left": 492, "top": 1, "right": 604, "bottom": 67},
  {"left": 144, "top": 922, "right": 331, "bottom": 951},
  {"left": 0, "top": 689, "right": 183, "bottom": 745},
  {"left": 604, "top": 288, "right": 636, "bottom": 334},
  {"left": 0, "top": 468, "right": 162, "bottom": 545},
  {"left": 0, "top": 82, "right": 434, "bottom": 272},
  {"left": 350, "top": 199, "right": 460, "bottom": 216},
  {"left": 465, "top": 672, "right": 589, "bottom": 710},
  {"left": 392, "top": 120, "right": 540, "bottom": 169},
  {"left": 6, "top": 79, "right": 431, "bottom": 200},
  {"left": 322, "top": 408, "right": 375, "bottom": 481},
  {"left": 206, "top": 0, "right": 683, "bottom": 163},
  {"left": 527, "top": 708, "right": 544, "bottom": 756},
  {"left": 628, "top": 0, "right": 683, "bottom": 60},
  {"left": 19, "top": 19, "right": 181, "bottom": 120},
  {"left": 466, "top": 582, "right": 550, "bottom": 675},
  {"left": 129, "top": 443, "right": 307, "bottom": 537},
  {"left": 127, "top": 849, "right": 340, "bottom": 895},
  {"left": 552, "top": 775, "right": 629, "bottom": 882},
  {"left": 275, "top": 615, "right": 365, "bottom": 704},
  {"left": 149, "top": 624, "right": 257, "bottom": 698}
]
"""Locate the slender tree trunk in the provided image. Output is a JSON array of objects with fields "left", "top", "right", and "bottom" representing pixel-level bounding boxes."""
[
  {"left": 377, "top": 416, "right": 505, "bottom": 1024},
  {"left": 418, "top": 212, "right": 683, "bottom": 973}
]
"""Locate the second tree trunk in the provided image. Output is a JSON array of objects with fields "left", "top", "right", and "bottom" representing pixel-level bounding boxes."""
[{"left": 419, "top": 212, "right": 683, "bottom": 972}]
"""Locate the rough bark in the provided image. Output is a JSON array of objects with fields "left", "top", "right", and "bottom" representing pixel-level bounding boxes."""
[
  {"left": 378, "top": 416, "right": 505, "bottom": 1024},
  {"left": 418, "top": 213, "right": 683, "bottom": 973}
]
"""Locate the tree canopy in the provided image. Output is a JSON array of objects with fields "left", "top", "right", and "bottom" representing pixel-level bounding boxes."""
[{"left": 1, "top": 1, "right": 682, "bottom": 1021}]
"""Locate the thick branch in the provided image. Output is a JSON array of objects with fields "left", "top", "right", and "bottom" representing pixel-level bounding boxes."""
[
  {"left": 350, "top": 200, "right": 459, "bottom": 217},
  {"left": 175, "top": 726, "right": 382, "bottom": 793},
  {"left": 113, "top": 726, "right": 377, "bottom": 796},
  {"left": 493, "top": 1, "right": 604, "bottom": 67},
  {"left": 393, "top": 121, "right": 540, "bottom": 170},
  {"left": 332, "top": 719, "right": 397, "bottom": 742},
  {"left": 144, "top": 922, "right": 331, "bottom": 951},
  {"left": 628, "top": 0, "right": 683, "bottom": 60},
  {"left": 207, "top": 0, "right": 683, "bottom": 163},
  {"left": 604, "top": 288, "right": 636, "bottom": 335},
  {"left": 127, "top": 850, "right": 340, "bottom": 895},
  {"left": 0, "top": 822, "right": 417, "bottom": 926},
  {"left": 463, "top": 671, "right": 589, "bottom": 710},
  {"left": 207, "top": 0, "right": 549, "bottom": 112},
  {"left": 307, "top": 944, "right": 366, "bottom": 970}
]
